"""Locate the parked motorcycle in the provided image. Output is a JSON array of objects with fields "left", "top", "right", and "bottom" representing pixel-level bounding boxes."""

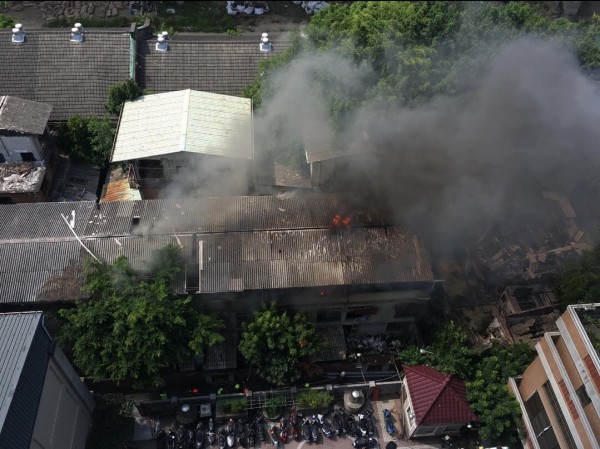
[
  {"left": 238, "top": 423, "right": 247, "bottom": 448},
  {"left": 279, "top": 417, "right": 288, "bottom": 444},
  {"left": 337, "top": 410, "right": 350, "bottom": 435},
  {"left": 363, "top": 409, "right": 375, "bottom": 436},
  {"left": 257, "top": 417, "right": 266, "bottom": 443},
  {"left": 310, "top": 415, "right": 319, "bottom": 443},
  {"left": 331, "top": 412, "right": 342, "bottom": 435},
  {"left": 196, "top": 422, "right": 205, "bottom": 449},
  {"left": 186, "top": 428, "right": 196, "bottom": 449},
  {"left": 290, "top": 410, "right": 300, "bottom": 441},
  {"left": 270, "top": 424, "right": 280, "bottom": 448},
  {"left": 351, "top": 436, "right": 378, "bottom": 448},
  {"left": 218, "top": 429, "right": 227, "bottom": 449},
  {"left": 347, "top": 414, "right": 359, "bottom": 438},
  {"left": 383, "top": 409, "right": 396, "bottom": 436},
  {"left": 167, "top": 429, "right": 178, "bottom": 449},
  {"left": 302, "top": 418, "right": 312, "bottom": 444},
  {"left": 247, "top": 424, "right": 256, "bottom": 447},
  {"left": 318, "top": 414, "right": 334, "bottom": 439},
  {"left": 357, "top": 414, "right": 369, "bottom": 437},
  {"left": 177, "top": 425, "right": 186, "bottom": 449},
  {"left": 227, "top": 419, "right": 236, "bottom": 448}
]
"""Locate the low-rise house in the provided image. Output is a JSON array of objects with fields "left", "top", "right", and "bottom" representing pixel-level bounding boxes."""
[
  {"left": 400, "top": 365, "right": 477, "bottom": 439},
  {"left": 110, "top": 89, "right": 254, "bottom": 198},
  {"left": 0, "top": 96, "right": 55, "bottom": 203},
  {"left": 0, "top": 311, "right": 94, "bottom": 449},
  {"left": 508, "top": 303, "right": 600, "bottom": 449}
]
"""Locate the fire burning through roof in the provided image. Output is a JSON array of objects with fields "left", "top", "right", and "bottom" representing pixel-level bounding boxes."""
[{"left": 331, "top": 213, "right": 352, "bottom": 229}]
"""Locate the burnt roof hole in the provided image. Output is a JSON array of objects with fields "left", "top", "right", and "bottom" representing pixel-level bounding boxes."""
[{"left": 132, "top": 216, "right": 140, "bottom": 226}]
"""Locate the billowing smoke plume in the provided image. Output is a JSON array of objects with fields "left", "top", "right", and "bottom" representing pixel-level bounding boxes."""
[{"left": 253, "top": 37, "right": 600, "bottom": 252}]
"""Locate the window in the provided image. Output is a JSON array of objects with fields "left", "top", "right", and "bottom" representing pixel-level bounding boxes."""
[
  {"left": 0, "top": 153, "right": 5, "bottom": 163},
  {"left": 317, "top": 309, "right": 342, "bottom": 322},
  {"left": 576, "top": 385, "right": 592, "bottom": 408},
  {"left": 346, "top": 306, "right": 377, "bottom": 320},
  {"left": 20, "top": 152, "right": 35, "bottom": 162},
  {"left": 542, "top": 382, "right": 577, "bottom": 449},
  {"left": 524, "top": 391, "right": 560, "bottom": 449}
]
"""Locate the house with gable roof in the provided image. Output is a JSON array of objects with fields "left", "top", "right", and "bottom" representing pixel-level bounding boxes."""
[{"left": 401, "top": 365, "right": 478, "bottom": 439}]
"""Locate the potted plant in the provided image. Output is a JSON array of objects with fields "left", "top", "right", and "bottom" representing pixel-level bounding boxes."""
[{"left": 263, "top": 396, "right": 286, "bottom": 420}]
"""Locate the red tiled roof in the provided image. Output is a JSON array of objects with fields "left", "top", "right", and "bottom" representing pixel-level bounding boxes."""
[{"left": 403, "top": 365, "right": 478, "bottom": 426}]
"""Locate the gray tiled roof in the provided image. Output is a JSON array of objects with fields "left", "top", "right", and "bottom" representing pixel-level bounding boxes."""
[
  {"left": 0, "top": 311, "right": 42, "bottom": 432},
  {"left": 0, "top": 193, "right": 431, "bottom": 303},
  {"left": 138, "top": 33, "right": 292, "bottom": 96},
  {"left": 0, "top": 29, "right": 131, "bottom": 121},
  {"left": 0, "top": 96, "right": 52, "bottom": 135}
]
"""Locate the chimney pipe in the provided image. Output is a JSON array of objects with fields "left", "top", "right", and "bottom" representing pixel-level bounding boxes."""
[
  {"left": 70, "top": 23, "right": 85, "bottom": 43},
  {"left": 156, "top": 33, "right": 169, "bottom": 52},
  {"left": 11, "top": 24, "right": 25, "bottom": 44},
  {"left": 259, "top": 32, "right": 272, "bottom": 52}
]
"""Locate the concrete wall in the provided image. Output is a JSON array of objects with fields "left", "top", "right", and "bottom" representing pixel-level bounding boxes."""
[
  {"left": 29, "top": 346, "right": 94, "bottom": 449},
  {"left": 0, "top": 135, "right": 43, "bottom": 162}
]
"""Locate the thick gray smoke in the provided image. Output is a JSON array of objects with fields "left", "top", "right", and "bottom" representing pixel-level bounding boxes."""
[{"left": 253, "top": 37, "right": 600, "bottom": 252}]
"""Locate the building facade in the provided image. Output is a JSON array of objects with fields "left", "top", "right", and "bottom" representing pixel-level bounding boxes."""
[
  {"left": 0, "top": 312, "right": 94, "bottom": 449},
  {"left": 508, "top": 303, "right": 600, "bottom": 449}
]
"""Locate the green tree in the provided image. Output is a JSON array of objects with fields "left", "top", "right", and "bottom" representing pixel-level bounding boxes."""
[
  {"left": 56, "top": 116, "right": 116, "bottom": 166},
  {"left": 239, "top": 302, "right": 321, "bottom": 386},
  {"left": 105, "top": 78, "right": 146, "bottom": 115},
  {"left": 466, "top": 341, "right": 534, "bottom": 445},
  {"left": 0, "top": 13, "right": 14, "bottom": 29},
  {"left": 58, "top": 244, "right": 224, "bottom": 388},
  {"left": 398, "top": 320, "right": 476, "bottom": 379},
  {"left": 556, "top": 245, "right": 600, "bottom": 307}
]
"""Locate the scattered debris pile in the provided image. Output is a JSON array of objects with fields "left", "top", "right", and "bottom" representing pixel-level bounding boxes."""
[
  {"left": 467, "top": 191, "right": 592, "bottom": 285},
  {"left": 292, "top": 1, "right": 330, "bottom": 15},
  {"left": 31, "top": 1, "right": 132, "bottom": 23},
  {"left": 0, "top": 162, "right": 45, "bottom": 194}
]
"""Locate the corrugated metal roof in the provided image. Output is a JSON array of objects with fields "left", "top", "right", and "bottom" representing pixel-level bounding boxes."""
[
  {"left": 198, "top": 227, "right": 433, "bottom": 293},
  {"left": 0, "top": 311, "right": 42, "bottom": 432},
  {"left": 111, "top": 89, "right": 253, "bottom": 162},
  {"left": 0, "top": 96, "right": 52, "bottom": 135}
]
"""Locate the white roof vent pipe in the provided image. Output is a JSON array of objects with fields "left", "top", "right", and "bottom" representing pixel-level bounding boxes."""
[
  {"left": 156, "top": 34, "right": 169, "bottom": 52},
  {"left": 70, "top": 23, "right": 85, "bottom": 43},
  {"left": 259, "top": 32, "right": 272, "bottom": 52},
  {"left": 12, "top": 24, "right": 25, "bottom": 44},
  {"left": 161, "top": 31, "right": 169, "bottom": 40}
]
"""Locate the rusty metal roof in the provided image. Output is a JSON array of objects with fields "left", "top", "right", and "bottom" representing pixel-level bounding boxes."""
[{"left": 197, "top": 227, "right": 433, "bottom": 293}]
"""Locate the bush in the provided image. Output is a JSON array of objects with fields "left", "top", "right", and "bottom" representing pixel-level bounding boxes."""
[
  {"left": 217, "top": 398, "right": 248, "bottom": 415},
  {"left": 0, "top": 13, "right": 14, "bottom": 29},
  {"left": 56, "top": 116, "right": 116, "bottom": 166},
  {"left": 264, "top": 396, "right": 286, "bottom": 417},
  {"left": 106, "top": 78, "right": 146, "bottom": 115},
  {"left": 295, "top": 390, "right": 333, "bottom": 409}
]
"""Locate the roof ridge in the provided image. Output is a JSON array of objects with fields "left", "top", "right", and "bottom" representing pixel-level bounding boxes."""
[{"left": 416, "top": 372, "right": 454, "bottom": 425}]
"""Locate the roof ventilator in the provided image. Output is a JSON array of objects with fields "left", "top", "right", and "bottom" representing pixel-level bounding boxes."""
[
  {"left": 70, "top": 23, "right": 84, "bottom": 43},
  {"left": 259, "top": 32, "right": 272, "bottom": 52},
  {"left": 11, "top": 23, "right": 25, "bottom": 44},
  {"left": 156, "top": 31, "right": 169, "bottom": 52}
]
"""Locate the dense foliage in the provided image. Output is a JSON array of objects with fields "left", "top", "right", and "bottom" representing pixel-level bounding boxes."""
[
  {"left": 0, "top": 13, "right": 14, "bottom": 29},
  {"left": 245, "top": 2, "right": 600, "bottom": 116},
  {"left": 59, "top": 244, "right": 224, "bottom": 388},
  {"left": 86, "top": 394, "right": 134, "bottom": 449},
  {"left": 556, "top": 245, "right": 600, "bottom": 307},
  {"left": 56, "top": 116, "right": 116, "bottom": 166},
  {"left": 466, "top": 342, "right": 534, "bottom": 445},
  {"left": 399, "top": 322, "right": 534, "bottom": 445},
  {"left": 106, "top": 78, "right": 146, "bottom": 115},
  {"left": 239, "top": 302, "right": 321, "bottom": 386}
]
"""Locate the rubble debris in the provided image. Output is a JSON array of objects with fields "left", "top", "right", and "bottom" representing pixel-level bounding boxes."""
[{"left": 0, "top": 162, "right": 45, "bottom": 193}]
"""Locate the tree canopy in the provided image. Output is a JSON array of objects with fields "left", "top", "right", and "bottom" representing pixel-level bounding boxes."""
[
  {"left": 238, "top": 302, "right": 321, "bottom": 387},
  {"left": 56, "top": 116, "right": 116, "bottom": 166},
  {"left": 105, "top": 78, "right": 146, "bottom": 115},
  {"left": 556, "top": 245, "right": 600, "bottom": 307},
  {"left": 245, "top": 2, "right": 600, "bottom": 115},
  {"left": 58, "top": 244, "right": 224, "bottom": 387}
]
